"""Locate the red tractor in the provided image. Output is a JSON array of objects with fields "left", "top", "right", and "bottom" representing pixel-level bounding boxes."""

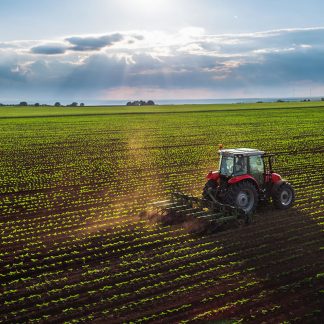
[
  {"left": 203, "top": 148, "right": 295, "bottom": 214},
  {"left": 153, "top": 147, "right": 295, "bottom": 231}
]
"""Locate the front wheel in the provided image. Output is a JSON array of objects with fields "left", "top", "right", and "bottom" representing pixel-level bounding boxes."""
[{"left": 272, "top": 182, "right": 295, "bottom": 209}]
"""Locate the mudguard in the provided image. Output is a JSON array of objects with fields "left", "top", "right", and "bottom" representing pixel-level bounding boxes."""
[
  {"left": 271, "top": 179, "right": 285, "bottom": 195},
  {"left": 228, "top": 174, "right": 259, "bottom": 187},
  {"left": 206, "top": 171, "right": 220, "bottom": 181},
  {"left": 271, "top": 172, "right": 282, "bottom": 183}
]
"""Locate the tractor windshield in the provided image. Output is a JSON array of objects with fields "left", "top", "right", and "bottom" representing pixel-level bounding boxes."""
[{"left": 220, "top": 156, "right": 234, "bottom": 176}]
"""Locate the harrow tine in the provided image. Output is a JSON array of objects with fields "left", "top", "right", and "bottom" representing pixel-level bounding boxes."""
[{"left": 150, "top": 187, "right": 246, "bottom": 232}]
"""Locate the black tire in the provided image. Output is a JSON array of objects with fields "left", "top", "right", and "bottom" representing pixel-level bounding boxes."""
[
  {"left": 202, "top": 180, "right": 218, "bottom": 200},
  {"left": 272, "top": 182, "right": 295, "bottom": 209},
  {"left": 224, "top": 181, "right": 259, "bottom": 214}
]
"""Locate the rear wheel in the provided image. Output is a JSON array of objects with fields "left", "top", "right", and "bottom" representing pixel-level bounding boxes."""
[
  {"left": 225, "top": 181, "right": 259, "bottom": 214},
  {"left": 272, "top": 182, "right": 295, "bottom": 209}
]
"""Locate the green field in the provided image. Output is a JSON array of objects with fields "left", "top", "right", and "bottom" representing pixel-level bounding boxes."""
[
  {"left": 1, "top": 100, "right": 324, "bottom": 118},
  {"left": 1, "top": 102, "right": 323, "bottom": 322}
]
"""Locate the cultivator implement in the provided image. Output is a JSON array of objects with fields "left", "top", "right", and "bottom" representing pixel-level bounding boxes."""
[{"left": 151, "top": 189, "right": 249, "bottom": 233}]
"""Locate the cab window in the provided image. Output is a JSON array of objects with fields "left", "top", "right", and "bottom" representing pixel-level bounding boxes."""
[
  {"left": 249, "top": 155, "right": 264, "bottom": 185},
  {"left": 249, "top": 155, "right": 264, "bottom": 173},
  {"left": 220, "top": 156, "right": 234, "bottom": 176}
]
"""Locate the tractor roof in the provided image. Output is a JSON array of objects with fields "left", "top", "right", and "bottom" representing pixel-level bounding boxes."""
[{"left": 220, "top": 148, "right": 265, "bottom": 156}]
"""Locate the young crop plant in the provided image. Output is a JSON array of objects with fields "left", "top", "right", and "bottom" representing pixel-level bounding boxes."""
[{"left": 0, "top": 103, "right": 323, "bottom": 323}]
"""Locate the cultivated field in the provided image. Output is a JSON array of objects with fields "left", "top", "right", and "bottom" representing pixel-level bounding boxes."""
[{"left": 0, "top": 102, "right": 323, "bottom": 323}]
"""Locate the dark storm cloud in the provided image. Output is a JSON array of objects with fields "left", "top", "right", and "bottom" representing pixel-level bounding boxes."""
[{"left": 66, "top": 33, "right": 124, "bottom": 51}]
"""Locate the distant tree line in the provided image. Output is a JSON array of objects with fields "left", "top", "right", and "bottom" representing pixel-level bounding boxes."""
[
  {"left": 0, "top": 102, "right": 85, "bottom": 107},
  {"left": 126, "top": 100, "right": 155, "bottom": 106}
]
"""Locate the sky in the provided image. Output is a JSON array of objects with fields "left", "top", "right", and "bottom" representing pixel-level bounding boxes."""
[{"left": 1, "top": 0, "right": 324, "bottom": 103}]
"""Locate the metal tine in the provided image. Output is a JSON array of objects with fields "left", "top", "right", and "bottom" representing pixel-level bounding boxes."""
[
  {"left": 196, "top": 212, "right": 223, "bottom": 220},
  {"left": 164, "top": 205, "right": 191, "bottom": 212},
  {"left": 151, "top": 200, "right": 174, "bottom": 206},
  {"left": 187, "top": 209, "right": 207, "bottom": 215},
  {"left": 153, "top": 186, "right": 246, "bottom": 226},
  {"left": 175, "top": 208, "right": 203, "bottom": 215},
  {"left": 153, "top": 200, "right": 191, "bottom": 208}
]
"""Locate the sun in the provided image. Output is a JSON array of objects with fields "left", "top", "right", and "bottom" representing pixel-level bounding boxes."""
[{"left": 122, "top": 0, "right": 168, "bottom": 13}]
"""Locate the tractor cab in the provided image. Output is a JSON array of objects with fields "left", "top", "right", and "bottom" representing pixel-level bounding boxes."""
[{"left": 219, "top": 148, "right": 265, "bottom": 186}]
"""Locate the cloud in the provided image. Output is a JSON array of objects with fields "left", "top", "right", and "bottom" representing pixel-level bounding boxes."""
[
  {"left": 31, "top": 43, "right": 68, "bottom": 55},
  {"left": 1, "top": 27, "right": 324, "bottom": 101},
  {"left": 132, "top": 34, "right": 145, "bottom": 41},
  {"left": 66, "top": 33, "right": 124, "bottom": 51},
  {"left": 29, "top": 32, "right": 127, "bottom": 56},
  {"left": 0, "top": 54, "right": 28, "bottom": 95},
  {"left": 0, "top": 42, "right": 18, "bottom": 49}
]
